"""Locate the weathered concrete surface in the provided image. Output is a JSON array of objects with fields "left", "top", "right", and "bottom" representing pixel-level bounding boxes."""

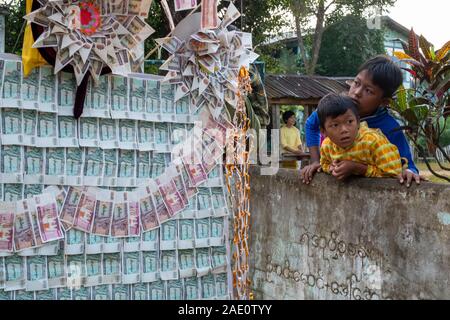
[{"left": 249, "top": 167, "right": 450, "bottom": 300}]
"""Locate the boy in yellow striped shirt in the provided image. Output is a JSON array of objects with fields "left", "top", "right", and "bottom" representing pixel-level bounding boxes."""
[{"left": 318, "top": 94, "right": 402, "bottom": 179}]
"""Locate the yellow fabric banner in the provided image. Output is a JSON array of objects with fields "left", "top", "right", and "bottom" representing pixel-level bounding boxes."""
[{"left": 22, "top": 0, "right": 48, "bottom": 77}]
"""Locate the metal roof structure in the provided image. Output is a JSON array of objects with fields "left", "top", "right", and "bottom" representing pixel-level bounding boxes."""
[{"left": 265, "top": 74, "right": 352, "bottom": 105}]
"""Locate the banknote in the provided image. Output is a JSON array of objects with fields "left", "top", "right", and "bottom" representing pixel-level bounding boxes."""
[
  {"left": 21, "top": 66, "right": 39, "bottom": 110},
  {"left": 38, "top": 66, "right": 57, "bottom": 112},
  {"left": 220, "top": 1, "right": 240, "bottom": 28},
  {"left": 173, "top": 158, "right": 198, "bottom": 200},
  {"left": 34, "top": 193, "right": 64, "bottom": 243},
  {"left": 14, "top": 200, "right": 37, "bottom": 252},
  {"left": 129, "top": 77, "right": 146, "bottom": 119},
  {"left": 73, "top": 189, "right": 96, "bottom": 232},
  {"left": 141, "top": 250, "right": 159, "bottom": 283},
  {"left": 1, "top": 145, "right": 23, "bottom": 184},
  {"left": 110, "top": 76, "right": 128, "bottom": 118},
  {"left": 211, "top": 187, "right": 227, "bottom": 216},
  {"left": 57, "top": 72, "right": 76, "bottom": 115},
  {"left": 47, "top": 250, "right": 66, "bottom": 288},
  {"left": 136, "top": 151, "right": 151, "bottom": 184},
  {"left": 22, "top": 110, "right": 38, "bottom": 146},
  {"left": 139, "top": 187, "right": 160, "bottom": 232},
  {"left": 60, "top": 187, "right": 84, "bottom": 229},
  {"left": 14, "top": 290, "right": 34, "bottom": 300},
  {"left": 1, "top": 108, "right": 23, "bottom": 145},
  {"left": 84, "top": 148, "right": 103, "bottom": 186},
  {"left": 0, "top": 202, "right": 15, "bottom": 253},
  {"left": 214, "top": 273, "right": 228, "bottom": 299},
  {"left": 44, "top": 148, "right": 65, "bottom": 185},
  {"left": 66, "top": 254, "right": 85, "bottom": 289},
  {"left": 85, "top": 234, "right": 104, "bottom": 255},
  {"left": 160, "top": 220, "right": 177, "bottom": 251},
  {"left": 124, "top": 236, "right": 141, "bottom": 253},
  {"left": 175, "top": 0, "right": 197, "bottom": 11},
  {"left": 103, "top": 236, "right": 121, "bottom": 254},
  {"left": 92, "top": 285, "right": 111, "bottom": 300},
  {"left": 117, "top": 149, "right": 136, "bottom": 187},
  {"left": 160, "top": 83, "right": 176, "bottom": 122},
  {"left": 26, "top": 255, "right": 49, "bottom": 291},
  {"left": 111, "top": 192, "right": 129, "bottom": 238},
  {"left": 35, "top": 289, "right": 57, "bottom": 300},
  {"left": 156, "top": 174, "right": 185, "bottom": 217},
  {"left": 184, "top": 276, "right": 200, "bottom": 300},
  {"left": 85, "top": 254, "right": 103, "bottom": 287},
  {"left": 100, "top": 149, "right": 117, "bottom": 187},
  {"left": 195, "top": 218, "right": 210, "bottom": 248},
  {"left": 58, "top": 116, "right": 78, "bottom": 147},
  {"left": 167, "top": 279, "right": 183, "bottom": 300},
  {"left": 141, "top": 229, "right": 158, "bottom": 251},
  {"left": 118, "top": 120, "right": 137, "bottom": 150},
  {"left": 197, "top": 187, "right": 212, "bottom": 218},
  {"left": 132, "top": 283, "right": 148, "bottom": 300},
  {"left": 36, "top": 112, "right": 58, "bottom": 147},
  {"left": 154, "top": 123, "right": 170, "bottom": 152},
  {"left": 200, "top": 273, "right": 216, "bottom": 299},
  {"left": 150, "top": 153, "right": 166, "bottom": 179},
  {"left": 206, "top": 165, "right": 223, "bottom": 187},
  {"left": 160, "top": 250, "right": 178, "bottom": 281},
  {"left": 180, "top": 195, "right": 197, "bottom": 220},
  {"left": 112, "top": 284, "right": 130, "bottom": 300},
  {"left": 178, "top": 219, "right": 195, "bottom": 250},
  {"left": 2, "top": 58, "right": 22, "bottom": 108},
  {"left": 4, "top": 255, "right": 26, "bottom": 291},
  {"left": 211, "top": 246, "right": 227, "bottom": 274},
  {"left": 175, "top": 96, "right": 191, "bottom": 123},
  {"left": 23, "top": 147, "right": 43, "bottom": 185},
  {"left": 91, "top": 190, "right": 114, "bottom": 236},
  {"left": 196, "top": 248, "right": 211, "bottom": 277},
  {"left": 56, "top": 287, "right": 72, "bottom": 300},
  {"left": 169, "top": 166, "right": 188, "bottom": 208},
  {"left": 23, "top": 184, "right": 43, "bottom": 200},
  {"left": 145, "top": 78, "right": 161, "bottom": 119},
  {"left": 65, "top": 228, "right": 85, "bottom": 255},
  {"left": 126, "top": 192, "right": 141, "bottom": 238},
  {"left": 66, "top": 148, "right": 84, "bottom": 186},
  {"left": 155, "top": 36, "right": 182, "bottom": 55},
  {"left": 102, "top": 253, "right": 121, "bottom": 284},
  {"left": 99, "top": 119, "right": 119, "bottom": 150},
  {"left": 79, "top": 117, "right": 99, "bottom": 148},
  {"left": 148, "top": 180, "right": 171, "bottom": 224},
  {"left": 210, "top": 216, "right": 225, "bottom": 246},
  {"left": 182, "top": 153, "right": 208, "bottom": 187},
  {"left": 178, "top": 249, "right": 195, "bottom": 278},
  {"left": 122, "top": 251, "right": 140, "bottom": 284},
  {"left": 138, "top": 121, "right": 155, "bottom": 151},
  {"left": 3, "top": 184, "right": 23, "bottom": 203},
  {"left": 72, "top": 286, "right": 90, "bottom": 300},
  {"left": 149, "top": 280, "right": 166, "bottom": 300}
]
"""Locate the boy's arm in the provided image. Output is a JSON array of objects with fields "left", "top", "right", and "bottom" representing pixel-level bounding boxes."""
[
  {"left": 305, "top": 111, "right": 321, "bottom": 162},
  {"left": 367, "top": 138, "right": 403, "bottom": 178},
  {"left": 319, "top": 143, "right": 332, "bottom": 174}
]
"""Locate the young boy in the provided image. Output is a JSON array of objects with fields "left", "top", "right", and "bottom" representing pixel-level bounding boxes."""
[
  {"left": 318, "top": 94, "right": 402, "bottom": 179},
  {"left": 301, "top": 55, "right": 423, "bottom": 186}
]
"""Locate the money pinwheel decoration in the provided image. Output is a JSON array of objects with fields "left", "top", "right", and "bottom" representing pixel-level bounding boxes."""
[
  {"left": 157, "top": 2, "right": 259, "bottom": 120},
  {"left": 25, "top": 0, "right": 155, "bottom": 118}
]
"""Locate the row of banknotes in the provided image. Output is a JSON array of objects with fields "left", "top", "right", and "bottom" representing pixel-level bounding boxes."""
[{"left": 0, "top": 272, "right": 230, "bottom": 300}]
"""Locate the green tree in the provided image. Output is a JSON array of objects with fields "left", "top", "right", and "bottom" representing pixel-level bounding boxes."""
[
  {"left": 1, "top": 0, "right": 26, "bottom": 55},
  {"left": 317, "top": 15, "right": 385, "bottom": 76},
  {"left": 283, "top": 0, "right": 396, "bottom": 75}
]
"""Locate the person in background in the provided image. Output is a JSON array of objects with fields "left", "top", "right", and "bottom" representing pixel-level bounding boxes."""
[{"left": 280, "top": 110, "right": 304, "bottom": 169}]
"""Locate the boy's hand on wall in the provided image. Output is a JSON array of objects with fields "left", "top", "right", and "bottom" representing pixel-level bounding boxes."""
[
  {"left": 300, "top": 162, "right": 322, "bottom": 185},
  {"left": 331, "top": 160, "right": 367, "bottom": 180},
  {"left": 399, "top": 169, "right": 428, "bottom": 188}
]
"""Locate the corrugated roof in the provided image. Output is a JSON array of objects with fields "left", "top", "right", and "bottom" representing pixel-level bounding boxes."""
[{"left": 265, "top": 74, "right": 352, "bottom": 101}]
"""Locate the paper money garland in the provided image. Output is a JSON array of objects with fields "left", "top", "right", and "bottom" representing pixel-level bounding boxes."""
[
  {"left": 157, "top": 2, "right": 258, "bottom": 120},
  {"left": 25, "top": 0, "right": 155, "bottom": 85}
]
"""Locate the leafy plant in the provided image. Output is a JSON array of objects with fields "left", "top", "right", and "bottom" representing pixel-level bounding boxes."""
[{"left": 391, "top": 29, "right": 450, "bottom": 181}]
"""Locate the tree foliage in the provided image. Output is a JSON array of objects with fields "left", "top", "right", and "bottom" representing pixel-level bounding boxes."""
[
  {"left": 281, "top": 0, "right": 396, "bottom": 75},
  {"left": 317, "top": 15, "right": 385, "bottom": 76}
]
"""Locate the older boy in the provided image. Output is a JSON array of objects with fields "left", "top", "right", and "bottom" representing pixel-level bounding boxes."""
[
  {"left": 301, "top": 55, "right": 424, "bottom": 186},
  {"left": 318, "top": 94, "right": 402, "bottom": 179}
]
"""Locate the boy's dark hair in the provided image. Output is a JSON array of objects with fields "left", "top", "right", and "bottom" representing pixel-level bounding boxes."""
[
  {"left": 282, "top": 110, "right": 296, "bottom": 124},
  {"left": 358, "top": 55, "right": 403, "bottom": 98},
  {"left": 317, "top": 93, "right": 359, "bottom": 129}
]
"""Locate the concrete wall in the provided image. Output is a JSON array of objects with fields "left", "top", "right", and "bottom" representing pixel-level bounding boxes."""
[{"left": 249, "top": 167, "right": 450, "bottom": 300}]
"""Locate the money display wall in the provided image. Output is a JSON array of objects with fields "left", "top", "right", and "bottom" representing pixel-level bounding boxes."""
[{"left": 0, "top": 54, "right": 232, "bottom": 300}]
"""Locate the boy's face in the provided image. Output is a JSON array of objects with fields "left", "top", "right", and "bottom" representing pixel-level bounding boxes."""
[
  {"left": 348, "top": 70, "right": 390, "bottom": 117},
  {"left": 322, "top": 109, "right": 360, "bottom": 149},
  {"left": 287, "top": 115, "right": 296, "bottom": 126}
]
